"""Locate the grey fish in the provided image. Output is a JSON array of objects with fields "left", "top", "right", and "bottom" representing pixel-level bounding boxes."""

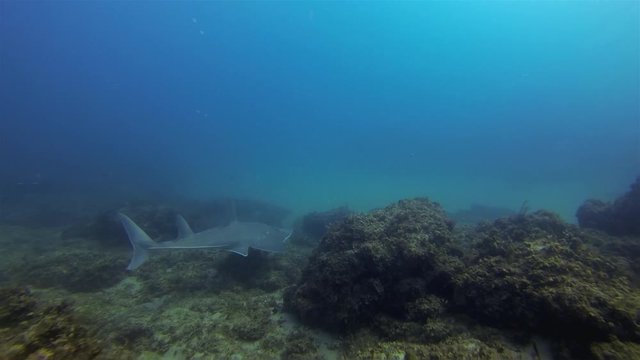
[{"left": 118, "top": 213, "right": 292, "bottom": 270}]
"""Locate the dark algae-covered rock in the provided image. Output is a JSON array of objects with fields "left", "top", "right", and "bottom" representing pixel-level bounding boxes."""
[
  {"left": 590, "top": 339, "right": 640, "bottom": 360},
  {"left": 284, "top": 198, "right": 463, "bottom": 332},
  {"left": 0, "top": 287, "right": 37, "bottom": 325},
  {"left": 14, "top": 249, "right": 128, "bottom": 292},
  {"left": 285, "top": 197, "right": 640, "bottom": 358},
  {"left": 281, "top": 331, "right": 321, "bottom": 360},
  {"left": 577, "top": 177, "right": 640, "bottom": 236},
  {"left": 456, "top": 211, "right": 640, "bottom": 343},
  {"left": 0, "top": 287, "right": 102, "bottom": 359},
  {"left": 135, "top": 251, "right": 225, "bottom": 294},
  {"left": 135, "top": 247, "right": 301, "bottom": 295},
  {"left": 4, "top": 193, "right": 640, "bottom": 358}
]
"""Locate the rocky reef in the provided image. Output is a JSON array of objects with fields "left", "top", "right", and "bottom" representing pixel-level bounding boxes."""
[
  {"left": 12, "top": 249, "right": 128, "bottom": 292},
  {"left": 0, "top": 287, "right": 102, "bottom": 359},
  {"left": 577, "top": 177, "right": 640, "bottom": 236},
  {"left": 285, "top": 197, "right": 640, "bottom": 358},
  {"left": 456, "top": 211, "right": 640, "bottom": 346},
  {"left": 4, "top": 189, "right": 640, "bottom": 359},
  {"left": 133, "top": 248, "right": 303, "bottom": 295},
  {"left": 285, "top": 198, "right": 462, "bottom": 331}
]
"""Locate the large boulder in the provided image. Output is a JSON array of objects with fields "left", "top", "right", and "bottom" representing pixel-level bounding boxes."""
[
  {"left": 577, "top": 177, "right": 640, "bottom": 236},
  {"left": 456, "top": 211, "right": 640, "bottom": 342},
  {"left": 284, "top": 198, "right": 462, "bottom": 332},
  {"left": 285, "top": 198, "right": 640, "bottom": 357}
]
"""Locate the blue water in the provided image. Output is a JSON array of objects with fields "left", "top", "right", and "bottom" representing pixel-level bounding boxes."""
[{"left": 1, "top": 2, "right": 638, "bottom": 220}]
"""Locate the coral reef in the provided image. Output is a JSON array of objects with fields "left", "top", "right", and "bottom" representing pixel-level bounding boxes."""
[
  {"left": 284, "top": 198, "right": 462, "bottom": 332},
  {"left": 577, "top": 177, "right": 640, "bottom": 236}
]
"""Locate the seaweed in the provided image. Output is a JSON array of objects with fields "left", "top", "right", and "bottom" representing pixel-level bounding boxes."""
[
  {"left": 0, "top": 287, "right": 102, "bottom": 359},
  {"left": 285, "top": 198, "right": 463, "bottom": 332}
]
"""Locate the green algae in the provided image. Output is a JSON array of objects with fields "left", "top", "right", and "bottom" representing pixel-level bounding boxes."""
[
  {"left": 457, "top": 211, "right": 640, "bottom": 343},
  {"left": 0, "top": 287, "right": 37, "bottom": 325},
  {"left": 285, "top": 198, "right": 463, "bottom": 332},
  {"left": 3, "top": 198, "right": 640, "bottom": 359},
  {"left": 281, "top": 330, "right": 321, "bottom": 360},
  {"left": 134, "top": 245, "right": 305, "bottom": 296},
  {"left": 135, "top": 250, "right": 226, "bottom": 294},
  {"left": 0, "top": 287, "right": 102, "bottom": 360},
  {"left": 591, "top": 339, "right": 640, "bottom": 360},
  {"left": 12, "top": 249, "right": 128, "bottom": 292},
  {"left": 343, "top": 333, "right": 520, "bottom": 360}
]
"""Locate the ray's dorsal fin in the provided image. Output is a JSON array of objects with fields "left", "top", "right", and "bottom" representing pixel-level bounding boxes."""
[
  {"left": 176, "top": 214, "right": 194, "bottom": 239},
  {"left": 230, "top": 198, "right": 238, "bottom": 223}
]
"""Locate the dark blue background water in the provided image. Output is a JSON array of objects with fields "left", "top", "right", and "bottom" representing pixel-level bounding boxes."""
[{"left": 1, "top": 2, "right": 638, "bottom": 219}]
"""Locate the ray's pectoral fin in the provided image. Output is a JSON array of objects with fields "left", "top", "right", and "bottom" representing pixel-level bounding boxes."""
[{"left": 228, "top": 243, "right": 249, "bottom": 256}]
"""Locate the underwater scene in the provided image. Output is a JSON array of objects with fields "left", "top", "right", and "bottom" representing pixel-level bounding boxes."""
[{"left": 0, "top": 2, "right": 639, "bottom": 359}]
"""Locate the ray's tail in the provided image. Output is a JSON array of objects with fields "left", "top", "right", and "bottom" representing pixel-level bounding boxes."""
[{"left": 117, "top": 213, "right": 157, "bottom": 270}]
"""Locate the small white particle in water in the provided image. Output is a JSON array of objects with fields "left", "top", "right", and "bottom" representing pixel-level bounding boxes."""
[
  {"left": 192, "top": 17, "right": 197, "bottom": 24},
  {"left": 200, "top": 30, "right": 205, "bottom": 35}
]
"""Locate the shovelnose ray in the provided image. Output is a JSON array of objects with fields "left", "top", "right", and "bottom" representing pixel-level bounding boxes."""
[{"left": 118, "top": 213, "right": 292, "bottom": 270}]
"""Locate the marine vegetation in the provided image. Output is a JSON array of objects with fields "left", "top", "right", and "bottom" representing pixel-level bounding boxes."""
[
  {"left": 11, "top": 249, "right": 128, "bottom": 292},
  {"left": 456, "top": 211, "right": 640, "bottom": 355},
  {"left": 577, "top": 176, "right": 640, "bottom": 236},
  {"left": 285, "top": 198, "right": 463, "bottom": 331},
  {"left": 2, "top": 190, "right": 640, "bottom": 359},
  {"left": 0, "top": 287, "right": 102, "bottom": 359},
  {"left": 575, "top": 177, "right": 640, "bottom": 285},
  {"left": 285, "top": 197, "right": 640, "bottom": 358}
]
